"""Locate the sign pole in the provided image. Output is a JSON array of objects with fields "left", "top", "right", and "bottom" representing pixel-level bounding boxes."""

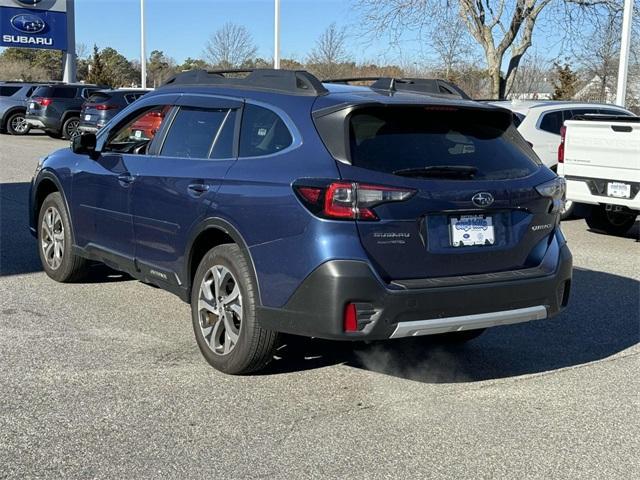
[
  {"left": 274, "top": 0, "right": 280, "bottom": 69},
  {"left": 62, "top": 0, "right": 76, "bottom": 83},
  {"left": 615, "top": 0, "right": 633, "bottom": 106},
  {"left": 141, "top": 0, "right": 147, "bottom": 88}
]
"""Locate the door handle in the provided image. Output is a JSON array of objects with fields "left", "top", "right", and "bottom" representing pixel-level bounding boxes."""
[
  {"left": 187, "top": 183, "right": 210, "bottom": 196},
  {"left": 118, "top": 173, "right": 135, "bottom": 186}
]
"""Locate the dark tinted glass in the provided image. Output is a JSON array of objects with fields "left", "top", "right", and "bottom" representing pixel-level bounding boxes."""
[
  {"left": 599, "top": 108, "right": 631, "bottom": 116},
  {"left": 567, "top": 108, "right": 600, "bottom": 120},
  {"left": 0, "top": 86, "right": 21, "bottom": 96},
  {"left": 210, "top": 110, "right": 237, "bottom": 159},
  {"left": 512, "top": 112, "right": 525, "bottom": 128},
  {"left": 349, "top": 107, "right": 540, "bottom": 180},
  {"left": 88, "top": 92, "right": 112, "bottom": 103},
  {"left": 539, "top": 111, "right": 563, "bottom": 134},
  {"left": 32, "top": 86, "right": 53, "bottom": 97},
  {"left": 52, "top": 87, "right": 77, "bottom": 98},
  {"left": 239, "top": 104, "right": 292, "bottom": 157},
  {"left": 161, "top": 107, "right": 228, "bottom": 158}
]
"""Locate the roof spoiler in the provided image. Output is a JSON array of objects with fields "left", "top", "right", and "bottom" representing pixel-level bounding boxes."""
[
  {"left": 160, "top": 69, "right": 328, "bottom": 96},
  {"left": 322, "top": 77, "right": 470, "bottom": 100}
]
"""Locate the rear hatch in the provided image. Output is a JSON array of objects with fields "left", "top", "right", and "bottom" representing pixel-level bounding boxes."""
[
  {"left": 80, "top": 91, "right": 117, "bottom": 126},
  {"left": 313, "top": 104, "right": 561, "bottom": 282}
]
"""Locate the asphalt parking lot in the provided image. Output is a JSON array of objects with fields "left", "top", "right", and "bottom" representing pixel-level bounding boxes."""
[{"left": 1, "top": 134, "right": 638, "bottom": 479}]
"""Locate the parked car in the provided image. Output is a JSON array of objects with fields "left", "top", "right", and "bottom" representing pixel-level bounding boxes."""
[
  {"left": 29, "top": 69, "right": 572, "bottom": 374},
  {"left": 488, "top": 100, "right": 635, "bottom": 170},
  {"left": 0, "top": 81, "right": 44, "bottom": 135},
  {"left": 558, "top": 114, "right": 640, "bottom": 236},
  {"left": 78, "top": 89, "right": 150, "bottom": 134},
  {"left": 26, "top": 83, "right": 105, "bottom": 139}
]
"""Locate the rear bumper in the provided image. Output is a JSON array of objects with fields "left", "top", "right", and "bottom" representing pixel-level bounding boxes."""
[
  {"left": 257, "top": 235, "right": 572, "bottom": 341},
  {"left": 26, "top": 115, "right": 59, "bottom": 132},
  {"left": 566, "top": 176, "right": 640, "bottom": 210}
]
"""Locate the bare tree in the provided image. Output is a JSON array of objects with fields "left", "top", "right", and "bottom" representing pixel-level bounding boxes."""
[
  {"left": 508, "top": 52, "right": 552, "bottom": 99},
  {"left": 307, "top": 23, "right": 350, "bottom": 79},
  {"left": 430, "top": 9, "right": 476, "bottom": 80},
  {"left": 204, "top": 23, "right": 258, "bottom": 69},
  {"left": 355, "top": 0, "right": 625, "bottom": 99}
]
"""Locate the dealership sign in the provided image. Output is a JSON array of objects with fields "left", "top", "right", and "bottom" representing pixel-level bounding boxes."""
[{"left": 0, "top": 0, "right": 67, "bottom": 50}]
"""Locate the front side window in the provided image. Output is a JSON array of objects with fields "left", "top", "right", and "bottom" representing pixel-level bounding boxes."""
[
  {"left": 104, "top": 105, "right": 171, "bottom": 154},
  {"left": 239, "top": 104, "right": 292, "bottom": 157},
  {"left": 160, "top": 107, "right": 231, "bottom": 159}
]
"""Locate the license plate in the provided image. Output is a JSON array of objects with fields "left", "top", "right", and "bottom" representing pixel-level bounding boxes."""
[
  {"left": 29, "top": 102, "right": 36, "bottom": 109},
  {"left": 607, "top": 182, "right": 631, "bottom": 198},
  {"left": 133, "top": 129, "right": 143, "bottom": 138},
  {"left": 85, "top": 114, "right": 92, "bottom": 121},
  {"left": 450, "top": 215, "right": 495, "bottom": 247}
]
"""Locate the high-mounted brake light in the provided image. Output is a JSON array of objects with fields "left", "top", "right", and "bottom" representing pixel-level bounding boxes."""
[
  {"left": 558, "top": 125, "right": 566, "bottom": 164},
  {"left": 294, "top": 181, "right": 415, "bottom": 221}
]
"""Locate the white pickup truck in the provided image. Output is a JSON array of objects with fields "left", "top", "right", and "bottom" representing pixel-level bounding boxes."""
[{"left": 557, "top": 114, "right": 640, "bottom": 235}]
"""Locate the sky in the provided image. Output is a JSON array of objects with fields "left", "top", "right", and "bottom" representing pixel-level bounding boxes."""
[{"left": 74, "top": 0, "right": 407, "bottom": 65}]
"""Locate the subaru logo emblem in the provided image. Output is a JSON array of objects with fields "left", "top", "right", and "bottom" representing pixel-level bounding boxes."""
[
  {"left": 472, "top": 192, "right": 494, "bottom": 208},
  {"left": 11, "top": 13, "right": 46, "bottom": 34}
]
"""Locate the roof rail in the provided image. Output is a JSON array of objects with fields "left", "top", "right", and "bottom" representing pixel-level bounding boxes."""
[
  {"left": 323, "top": 77, "right": 470, "bottom": 100},
  {"left": 160, "top": 69, "right": 328, "bottom": 96}
]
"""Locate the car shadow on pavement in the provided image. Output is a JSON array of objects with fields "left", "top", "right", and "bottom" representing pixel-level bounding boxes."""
[
  {"left": 0, "top": 181, "right": 131, "bottom": 283},
  {"left": 265, "top": 267, "right": 639, "bottom": 383}
]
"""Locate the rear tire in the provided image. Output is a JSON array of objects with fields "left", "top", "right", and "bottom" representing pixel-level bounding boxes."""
[
  {"left": 62, "top": 116, "right": 80, "bottom": 140},
  {"left": 433, "top": 328, "right": 486, "bottom": 344},
  {"left": 585, "top": 205, "right": 637, "bottom": 236},
  {"left": 191, "top": 244, "right": 279, "bottom": 374},
  {"left": 37, "top": 192, "right": 89, "bottom": 282},
  {"left": 6, "top": 111, "right": 30, "bottom": 135}
]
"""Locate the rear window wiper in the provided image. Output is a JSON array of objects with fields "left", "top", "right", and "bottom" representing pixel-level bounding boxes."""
[{"left": 392, "top": 165, "right": 478, "bottom": 179}]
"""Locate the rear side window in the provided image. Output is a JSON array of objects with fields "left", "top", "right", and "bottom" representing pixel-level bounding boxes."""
[
  {"left": 239, "top": 104, "right": 292, "bottom": 157},
  {"left": 539, "top": 111, "right": 563, "bottom": 134},
  {"left": 124, "top": 93, "right": 145, "bottom": 104},
  {"left": 349, "top": 107, "right": 540, "bottom": 180},
  {"left": 160, "top": 107, "right": 229, "bottom": 159},
  {"left": 52, "top": 87, "right": 77, "bottom": 98},
  {"left": 0, "top": 86, "right": 21, "bottom": 97}
]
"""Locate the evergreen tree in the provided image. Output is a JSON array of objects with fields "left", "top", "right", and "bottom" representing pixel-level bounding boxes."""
[{"left": 552, "top": 63, "right": 579, "bottom": 100}]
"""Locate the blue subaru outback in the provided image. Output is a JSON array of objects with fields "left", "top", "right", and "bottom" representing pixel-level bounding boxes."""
[{"left": 29, "top": 70, "right": 572, "bottom": 374}]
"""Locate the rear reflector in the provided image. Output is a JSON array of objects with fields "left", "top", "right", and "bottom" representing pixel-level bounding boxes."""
[
  {"left": 294, "top": 180, "right": 415, "bottom": 221},
  {"left": 344, "top": 303, "right": 358, "bottom": 332}
]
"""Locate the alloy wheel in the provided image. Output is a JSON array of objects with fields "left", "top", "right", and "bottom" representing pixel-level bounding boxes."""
[
  {"left": 66, "top": 119, "right": 80, "bottom": 139},
  {"left": 41, "top": 206, "right": 64, "bottom": 270},
  {"left": 10, "top": 114, "right": 28, "bottom": 134},
  {"left": 198, "top": 265, "right": 243, "bottom": 355}
]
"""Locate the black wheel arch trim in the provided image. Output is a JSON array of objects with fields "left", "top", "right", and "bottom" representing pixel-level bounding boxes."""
[
  {"left": 32, "top": 171, "right": 76, "bottom": 244},
  {"left": 184, "top": 217, "right": 262, "bottom": 306},
  {"left": 61, "top": 111, "right": 81, "bottom": 125}
]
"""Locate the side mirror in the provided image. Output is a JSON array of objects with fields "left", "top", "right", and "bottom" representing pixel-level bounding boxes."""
[{"left": 72, "top": 133, "right": 98, "bottom": 158}]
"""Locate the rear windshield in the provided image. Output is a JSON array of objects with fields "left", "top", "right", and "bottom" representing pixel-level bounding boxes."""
[
  {"left": 87, "top": 92, "right": 112, "bottom": 103},
  {"left": 32, "top": 86, "right": 77, "bottom": 98},
  {"left": 349, "top": 107, "right": 540, "bottom": 180}
]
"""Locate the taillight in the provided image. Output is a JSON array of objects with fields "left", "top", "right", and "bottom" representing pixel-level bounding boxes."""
[
  {"left": 294, "top": 180, "right": 415, "bottom": 221},
  {"left": 96, "top": 104, "right": 117, "bottom": 111},
  {"left": 558, "top": 125, "right": 566, "bottom": 164},
  {"left": 33, "top": 97, "right": 52, "bottom": 107}
]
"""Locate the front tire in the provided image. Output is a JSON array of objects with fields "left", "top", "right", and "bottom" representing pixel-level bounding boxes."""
[
  {"left": 191, "top": 244, "right": 279, "bottom": 374},
  {"left": 37, "top": 192, "right": 89, "bottom": 282},
  {"left": 6, "top": 111, "right": 30, "bottom": 135},
  {"left": 585, "top": 205, "right": 637, "bottom": 236}
]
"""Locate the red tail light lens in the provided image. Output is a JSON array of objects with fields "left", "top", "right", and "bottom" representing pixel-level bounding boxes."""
[
  {"left": 294, "top": 181, "right": 415, "bottom": 221},
  {"left": 344, "top": 303, "right": 358, "bottom": 332},
  {"left": 33, "top": 97, "right": 52, "bottom": 107},
  {"left": 558, "top": 125, "right": 566, "bottom": 164},
  {"left": 95, "top": 104, "right": 117, "bottom": 111}
]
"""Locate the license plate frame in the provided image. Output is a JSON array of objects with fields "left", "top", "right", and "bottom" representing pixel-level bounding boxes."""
[
  {"left": 450, "top": 214, "right": 495, "bottom": 247},
  {"left": 607, "top": 182, "right": 631, "bottom": 199}
]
